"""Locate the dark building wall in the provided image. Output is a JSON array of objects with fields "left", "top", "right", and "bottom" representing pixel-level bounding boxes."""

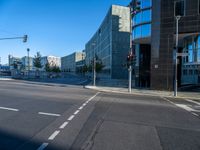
[
  {"left": 151, "top": 0, "right": 200, "bottom": 90},
  {"left": 139, "top": 44, "right": 151, "bottom": 87}
]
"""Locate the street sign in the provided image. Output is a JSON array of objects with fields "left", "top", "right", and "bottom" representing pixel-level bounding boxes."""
[{"left": 177, "top": 53, "right": 189, "bottom": 57}]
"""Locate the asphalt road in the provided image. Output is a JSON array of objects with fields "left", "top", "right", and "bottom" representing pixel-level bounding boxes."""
[{"left": 0, "top": 80, "right": 199, "bottom": 150}]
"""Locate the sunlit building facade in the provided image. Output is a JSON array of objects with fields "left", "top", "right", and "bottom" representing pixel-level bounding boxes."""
[{"left": 85, "top": 5, "right": 131, "bottom": 79}]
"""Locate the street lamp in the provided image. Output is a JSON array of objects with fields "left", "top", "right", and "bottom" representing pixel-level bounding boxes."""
[
  {"left": 27, "top": 48, "right": 30, "bottom": 78},
  {"left": 92, "top": 42, "right": 96, "bottom": 86},
  {"left": 174, "top": 16, "right": 181, "bottom": 97}
]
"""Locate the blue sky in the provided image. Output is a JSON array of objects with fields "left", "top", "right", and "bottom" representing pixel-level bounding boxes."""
[{"left": 0, "top": 0, "right": 130, "bottom": 64}]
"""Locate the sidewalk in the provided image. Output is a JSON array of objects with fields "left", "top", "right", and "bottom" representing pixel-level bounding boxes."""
[{"left": 85, "top": 85, "right": 200, "bottom": 100}]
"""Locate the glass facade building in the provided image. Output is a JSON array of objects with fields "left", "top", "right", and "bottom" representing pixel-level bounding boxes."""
[
  {"left": 132, "top": 0, "right": 152, "bottom": 40},
  {"left": 130, "top": 0, "right": 200, "bottom": 90}
]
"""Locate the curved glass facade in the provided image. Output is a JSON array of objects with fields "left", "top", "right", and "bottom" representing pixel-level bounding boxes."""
[{"left": 132, "top": 0, "right": 152, "bottom": 40}]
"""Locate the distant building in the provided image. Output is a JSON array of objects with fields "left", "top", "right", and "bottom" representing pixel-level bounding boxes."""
[
  {"left": 41, "top": 56, "right": 61, "bottom": 70},
  {"left": 21, "top": 56, "right": 34, "bottom": 71},
  {"left": 76, "top": 59, "right": 86, "bottom": 73},
  {"left": 61, "top": 52, "right": 85, "bottom": 72},
  {"left": 85, "top": 5, "right": 131, "bottom": 79},
  {"left": 0, "top": 65, "right": 10, "bottom": 71},
  {"left": 8, "top": 55, "right": 22, "bottom": 70}
]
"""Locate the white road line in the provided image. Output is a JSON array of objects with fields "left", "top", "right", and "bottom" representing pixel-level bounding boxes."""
[
  {"left": 162, "top": 97, "right": 176, "bottom": 105},
  {"left": 37, "top": 143, "right": 49, "bottom": 150},
  {"left": 175, "top": 104, "right": 200, "bottom": 112},
  {"left": 88, "top": 92, "right": 100, "bottom": 101},
  {"left": 0, "top": 107, "right": 19, "bottom": 112},
  {"left": 59, "top": 122, "right": 69, "bottom": 129},
  {"left": 48, "top": 130, "right": 60, "bottom": 140},
  {"left": 82, "top": 103, "right": 87, "bottom": 106},
  {"left": 185, "top": 99, "right": 200, "bottom": 106},
  {"left": 78, "top": 106, "right": 83, "bottom": 110},
  {"left": 68, "top": 115, "right": 75, "bottom": 121},
  {"left": 192, "top": 112, "right": 199, "bottom": 116},
  {"left": 74, "top": 110, "right": 80, "bottom": 115},
  {"left": 38, "top": 112, "right": 61, "bottom": 117}
]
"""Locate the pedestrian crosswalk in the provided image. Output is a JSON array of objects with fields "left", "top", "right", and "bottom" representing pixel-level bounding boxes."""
[{"left": 163, "top": 97, "right": 200, "bottom": 117}]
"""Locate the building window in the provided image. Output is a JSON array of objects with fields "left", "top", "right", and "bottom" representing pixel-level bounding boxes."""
[
  {"left": 199, "top": 0, "right": 200, "bottom": 14},
  {"left": 141, "top": 0, "right": 152, "bottom": 9},
  {"left": 183, "top": 69, "right": 187, "bottom": 75},
  {"left": 141, "top": 24, "right": 151, "bottom": 37},
  {"left": 141, "top": 10, "right": 151, "bottom": 23},
  {"left": 135, "top": 12, "right": 141, "bottom": 25},
  {"left": 134, "top": 26, "right": 141, "bottom": 39},
  {"left": 174, "top": 0, "right": 185, "bottom": 16},
  {"left": 189, "top": 70, "right": 193, "bottom": 75}
]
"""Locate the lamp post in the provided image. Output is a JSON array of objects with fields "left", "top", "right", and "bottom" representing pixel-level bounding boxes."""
[
  {"left": 27, "top": 48, "right": 30, "bottom": 78},
  {"left": 92, "top": 43, "right": 96, "bottom": 86},
  {"left": 174, "top": 16, "right": 181, "bottom": 97},
  {"left": 128, "top": 4, "right": 133, "bottom": 93}
]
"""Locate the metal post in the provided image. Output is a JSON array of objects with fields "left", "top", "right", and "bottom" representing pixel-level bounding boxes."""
[
  {"left": 93, "top": 56, "right": 96, "bottom": 86},
  {"left": 128, "top": 6, "right": 133, "bottom": 93},
  {"left": 92, "top": 43, "right": 96, "bottom": 86},
  {"left": 27, "top": 48, "right": 30, "bottom": 78},
  {"left": 174, "top": 16, "right": 181, "bottom": 97},
  {"left": 128, "top": 65, "right": 132, "bottom": 93}
]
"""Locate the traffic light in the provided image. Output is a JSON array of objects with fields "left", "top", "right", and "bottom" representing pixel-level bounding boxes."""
[
  {"left": 23, "top": 35, "right": 28, "bottom": 43},
  {"left": 135, "top": 0, "right": 141, "bottom": 12},
  {"left": 127, "top": 52, "right": 136, "bottom": 67}
]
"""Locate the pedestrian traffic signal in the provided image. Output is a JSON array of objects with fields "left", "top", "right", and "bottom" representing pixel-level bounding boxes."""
[{"left": 127, "top": 53, "right": 136, "bottom": 66}]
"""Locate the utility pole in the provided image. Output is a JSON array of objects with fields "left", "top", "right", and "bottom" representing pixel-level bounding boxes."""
[{"left": 174, "top": 16, "right": 181, "bottom": 97}]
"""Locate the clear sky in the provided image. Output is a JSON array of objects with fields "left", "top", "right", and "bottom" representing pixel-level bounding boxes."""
[{"left": 0, "top": 0, "right": 130, "bottom": 64}]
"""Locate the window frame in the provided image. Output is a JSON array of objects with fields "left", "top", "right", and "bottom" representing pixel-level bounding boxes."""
[{"left": 174, "top": 0, "right": 185, "bottom": 17}]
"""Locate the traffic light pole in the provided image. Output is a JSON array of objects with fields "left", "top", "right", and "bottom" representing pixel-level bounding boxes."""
[
  {"left": 128, "top": 5, "right": 133, "bottom": 93},
  {"left": 0, "top": 35, "right": 28, "bottom": 43},
  {"left": 128, "top": 65, "right": 132, "bottom": 93}
]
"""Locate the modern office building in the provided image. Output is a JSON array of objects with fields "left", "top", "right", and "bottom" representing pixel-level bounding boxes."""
[
  {"left": 85, "top": 5, "right": 131, "bottom": 79},
  {"left": 41, "top": 56, "right": 61, "bottom": 70},
  {"left": 21, "top": 56, "right": 34, "bottom": 71},
  {"left": 8, "top": 55, "right": 22, "bottom": 70},
  {"left": 61, "top": 52, "right": 85, "bottom": 72},
  {"left": 131, "top": 0, "right": 200, "bottom": 90}
]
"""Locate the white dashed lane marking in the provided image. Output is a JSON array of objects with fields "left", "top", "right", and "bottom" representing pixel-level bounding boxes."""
[
  {"left": 67, "top": 115, "right": 75, "bottom": 121},
  {"left": 38, "top": 112, "right": 61, "bottom": 117},
  {"left": 0, "top": 106, "right": 19, "bottom": 112},
  {"left": 36, "top": 92, "right": 100, "bottom": 150},
  {"left": 48, "top": 130, "right": 60, "bottom": 140},
  {"left": 74, "top": 110, "right": 80, "bottom": 115},
  {"left": 59, "top": 122, "right": 69, "bottom": 129},
  {"left": 36, "top": 143, "right": 49, "bottom": 150},
  {"left": 78, "top": 106, "right": 83, "bottom": 110}
]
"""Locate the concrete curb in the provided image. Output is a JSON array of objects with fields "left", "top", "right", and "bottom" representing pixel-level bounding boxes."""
[{"left": 85, "top": 86, "right": 200, "bottom": 101}]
